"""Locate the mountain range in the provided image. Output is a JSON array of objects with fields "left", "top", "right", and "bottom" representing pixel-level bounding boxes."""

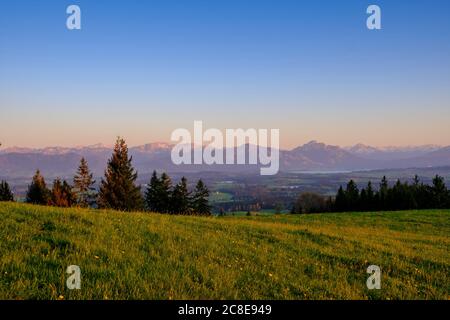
[{"left": 1, "top": 141, "right": 449, "bottom": 178}]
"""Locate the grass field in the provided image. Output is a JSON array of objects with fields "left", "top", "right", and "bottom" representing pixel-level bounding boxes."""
[{"left": 0, "top": 202, "right": 449, "bottom": 300}]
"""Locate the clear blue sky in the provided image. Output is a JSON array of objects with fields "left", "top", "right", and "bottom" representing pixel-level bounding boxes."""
[{"left": 1, "top": 0, "right": 449, "bottom": 148}]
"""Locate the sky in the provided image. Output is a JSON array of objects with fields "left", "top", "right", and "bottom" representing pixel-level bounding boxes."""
[{"left": 1, "top": 0, "right": 450, "bottom": 149}]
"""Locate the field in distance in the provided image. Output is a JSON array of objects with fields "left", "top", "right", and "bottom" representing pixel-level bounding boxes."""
[{"left": 0, "top": 202, "right": 448, "bottom": 300}]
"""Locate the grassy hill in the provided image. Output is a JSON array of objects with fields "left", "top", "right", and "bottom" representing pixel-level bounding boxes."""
[{"left": 0, "top": 202, "right": 448, "bottom": 300}]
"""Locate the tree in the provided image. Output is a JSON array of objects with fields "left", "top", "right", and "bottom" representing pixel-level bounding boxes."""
[
  {"left": 145, "top": 171, "right": 161, "bottom": 212},
  {"left": 98, "top": 137, "right": 143, "bottom": 211},
  {"left": 50, "top": 178, "right": 76, "bottom": 207},
  {"left": 365, "top": 181, "right": 375, "bottom": 211},
  {"left": 332, "top": 175, "right": 450, "bottom": 212},
  {"left": 0, "top": 181, "right": 14, "bottom": 201},
  {"left": 412, "top": 176, "right": 432, "bottom": 209},
  {"left": 334, "top": 186, "right": 347, "bottom": 212},
  {"left": 413, "top": 175, "right": 420, "bottom": 187},
  {"left": 390, "top": 179, "right": 416, "bottom": 210},
  {"left": 62, "top": 180, "right": 76, "bottom": 207},
  {"left": 159, "top": 173, "right": 172, "bottom": 213},
  {"left": 345, "top": 180, "right": 360, "bottom": 210},
  {"left": 431, "top": 175, "right": 448, "bottom": 208},
  {"left": 145, "top": 171, "right": 172, "bottom": 213},
  {"left": 378, "top": 176, "right": 389, "bottom": 210},
  {"left": 191, "top": 179, "right": 211, "bottom": 215},
  {"left": 359, "top": 188, "right": 368, "bottom": 211},
  {"left": 73, "top": 157, "right": 96, "bottom": 207},
  {"left": 293, "top": 192, "right": 328, "bottom": 214},
  {"left": 26, "top": 170, "right": 50, "bottom": 205},
  {"left": 170, "top": 176, "right": 190, "bottom": 214}
]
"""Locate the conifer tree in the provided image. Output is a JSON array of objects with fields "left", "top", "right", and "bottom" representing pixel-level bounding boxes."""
[
  {"left": 98, "top": 137, "right": 143, "bottom": 211},
  {"left": 191, "top": 179, "right": 211, "bottom": 215},
  {"left": 159, "top": 172, "right": 172, "bottom": 213},
  {"left": 73, "top": 157, "right": 96, "bottom": 207},
  {"left": 0, "top": 180, "right": 14, "bottom": 202},
  {"left": 413, "top": 175, "right": 420, "bottom": 187},
  {"left": 334, "top": 186, "right": 346, "bottom": 212},
  {"left": 26, "top": 170, "right": 50, "bottom": 205},
  {"left": 62, "top": 180, "right": 76, "bottom": 206},
  {"left": 431, "top": 175, "right": 448, "bottom": 208},
  {"left": 413, "top": 176, "right": 432, "bottom": 209},
  {"left": 50, "top": 178, "right": 76, "bottom": 207},
  {"left": 50, "top": 178, "right": 64, "bottom": 207},
  {"left": 378, "top": 176, "right": 389, "bottom": 210},
  {"left": 365, "top": 181, "right": 375, "bottom": 211},
  {"left": 332, "top": 175, "right": 450, "bottom": 212},
  {"left": 359, "top": 188, "right": 368, "bottom": 211},
  {"left": 145, "top": 171, "right": 162, "bottom": 212},
  {"left": 345, "top": 180, "right": 359, "bottom": 210},
  {"left": 145, "top": 171, "right": 174, "bottom": 213},
  {"left": 170, "top": 176, "right": 190, "bottom": 214}
]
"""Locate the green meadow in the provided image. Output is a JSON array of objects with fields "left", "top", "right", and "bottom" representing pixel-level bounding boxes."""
[{"left": 0, "top": 202, "right": 448, "bottom": 300}]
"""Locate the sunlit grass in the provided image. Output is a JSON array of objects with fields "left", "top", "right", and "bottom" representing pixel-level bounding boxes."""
[{"left": 0, "top": 202, "right": 448, "bottom": 300}]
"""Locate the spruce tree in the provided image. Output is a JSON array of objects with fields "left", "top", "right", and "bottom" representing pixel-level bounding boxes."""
[
  {"left": 431, "top": 175, "right": 448, "bottom": 208},
  {"left": 170, "top": 176, "right": 190, "bottom": 214},
  {"left": 50, "top": 179, "right": 76, "bottom": 207},
  {"left": 378, "top": 176, "right": 389, "bottom": 210},
  {"left": 413, "top": 175, "right": 420, "bottom": 187},
  {"left": 26, "top": 170, "right": 50, "bottom": 205},
  {"left": 334, "top": 186, "right": 346, "bottom": 212},
  {"left": 391, "top": 180, "right": 403, "bottom": 210},
  {"left": 73, "top": 157, "right": 96, "bottom": 207},
  {"left": 51, "top": 178, "right": 64, "bottom": 207},
  {"left": 144, "top": 171, "right": 173, "bottom": 213},
  {"left": 159, "top": 172, "right": 172, "bottom": 213},
  {"left": 345, "top": 180, "right": 359, "bottom": 210},
  {"left": 0, "top": 181, "right": 14, "bottom": 202},
  {"left": 359, "top": 188, "right": 368, "bottom": 211},
  {"left": 191, "top": 179, "right": 211, "bottom": 215},
  {"left": 145, "top": 171, "right": 162, "bottom": 212},
  {"left": 62, "top": 180, "right": 76, "bottom": 207},
  {"left": 98, "top": 137, "right": 143, "bottom": 211},
  {"left": 366, "top": 181, "right": 375, "bottom": 210}
]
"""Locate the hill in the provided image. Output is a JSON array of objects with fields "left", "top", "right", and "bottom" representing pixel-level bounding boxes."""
[{"left": 0, "top": 203, "right": 448, "bottom": 299}]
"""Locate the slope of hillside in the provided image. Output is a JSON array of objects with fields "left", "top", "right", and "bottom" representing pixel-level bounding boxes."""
[{"left": 0, "top": 203, "right": 448, "bottom": 300}]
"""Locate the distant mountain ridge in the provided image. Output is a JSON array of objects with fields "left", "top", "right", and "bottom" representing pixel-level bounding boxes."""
[
  {"left": 1, "top": 141, "right": 449, "bottom": 178},
  {"left": 344, "top": 143, "right": 442, "bottom": 160},
  {"left": 0, "top": 144, "right": 112, "bottom": 155}
]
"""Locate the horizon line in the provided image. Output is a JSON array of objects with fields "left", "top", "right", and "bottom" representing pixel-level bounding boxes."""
[{"left": 0, "top": 140, "right": 447, "bottom": 152}]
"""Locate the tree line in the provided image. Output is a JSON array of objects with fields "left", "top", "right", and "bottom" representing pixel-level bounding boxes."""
[
  {"left": 0, "top": 137, "right": 211, "bottom": 215},
  {"left": 146, "top": 172, "right": 211, "bottom": 215},
  {"left": 334, "top": 175, "right": 450, "bottom": 212},
  {"left": 292, "top": 175, "right": 450, "bottom": 214}
]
